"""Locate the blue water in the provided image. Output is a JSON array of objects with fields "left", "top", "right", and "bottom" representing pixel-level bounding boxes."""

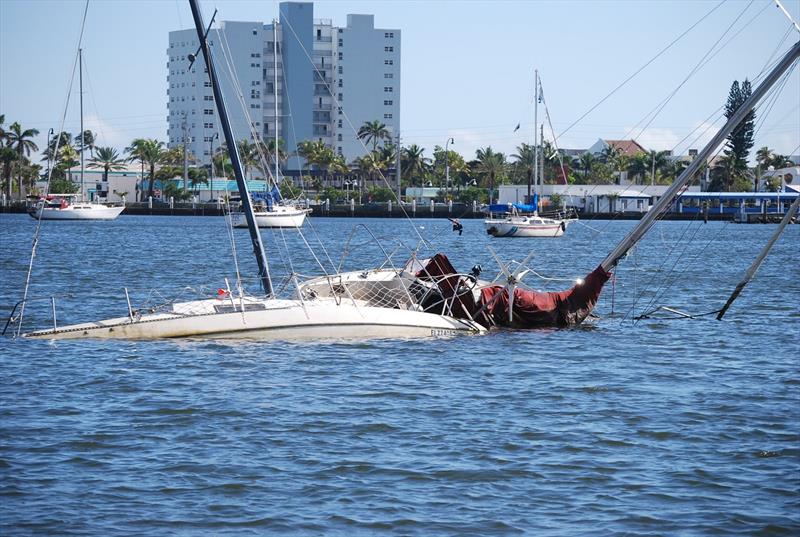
[{"left": 1, "top": 214, "right": 798, "bottom": 535}]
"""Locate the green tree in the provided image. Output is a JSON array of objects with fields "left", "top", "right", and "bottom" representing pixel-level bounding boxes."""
[
  {"left": 88, "top": 146, "right": 126, "bottom": 184},
  {"left": 357, "top": 120, "right": 389, "bottom": 152},
  {"left": 475, "top": 146, "right": 506, "bottom": 204},
  {"left": 56, "top": 144, "right": 80, "bottom": 185},
  {"left": 237, "top": 139, "right": 260, "bottom": 179},
  {"left": 75, "top": 129, "right": 96, "bottom": 157},
  {"left": 6, "top": 121, "right": 39, "bottom": 198},
  {"left": 720, "top": 79, "right": 755, "bottom": 191},
  {"left": 126, "top": 138, "right": 165, "bottom": 201},
  {"left": 401, "top": 144, "right": 430, "bottom": 188},
  {"left": 626, "top": 152, "right": 649, "bottom": 185},
  {"left": 578, "top": 152, "right": 597, "bottom": 180},
  {"left": 188, "top": 167, "right": 209, "bottom": 192}
]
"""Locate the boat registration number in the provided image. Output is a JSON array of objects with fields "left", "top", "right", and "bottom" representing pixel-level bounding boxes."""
[{"left": 431, "top": 329, "right": 459, "bottom": 336}]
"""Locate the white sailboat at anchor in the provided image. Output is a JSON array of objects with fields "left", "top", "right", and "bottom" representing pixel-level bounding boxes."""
[
  {"left": 28, "top": 49, "right": 124, "bottom": 222},
  {"left": 485, "top": 70, "right": 573, "bottom": 238},
  {"left": 232, "top": 19, "right": 310, "bottom": 229}
]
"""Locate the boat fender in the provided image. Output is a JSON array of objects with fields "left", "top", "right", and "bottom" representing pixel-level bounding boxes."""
[{"left": 560, "top": 221, "right": 566, "bottom": 232}]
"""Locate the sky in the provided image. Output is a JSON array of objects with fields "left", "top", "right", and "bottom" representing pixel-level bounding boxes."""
[{"left": 1, "top": 0, "right": 799, "bottom": 164}]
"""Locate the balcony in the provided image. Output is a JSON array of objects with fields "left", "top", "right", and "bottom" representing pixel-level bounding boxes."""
[{"left": 313, "top": 104, "right": 332, "bottom": 111}]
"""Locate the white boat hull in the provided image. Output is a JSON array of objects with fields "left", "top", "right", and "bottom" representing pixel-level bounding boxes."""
[
  {"left": 29, "top": 204, "right": 124, "bottom": 221},
  {"left": 484, "top": 216, "right": 567, "bottom": 237},
  {"left": 22, "top": 297, "right": 485, "bottom": 340},
  {"left": 233, "top": 206, "right": 309, "bottom": 228}
]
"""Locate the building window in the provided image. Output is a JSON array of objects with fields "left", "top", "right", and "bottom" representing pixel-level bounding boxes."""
[
  {"left": 385, "top": 32, "right": 394, "bottom": 38},
  {"left": 204, "top": 109, "right": 213, "bottom": 115},
  {"left": 384, "top": 59, "right": 393, "bottom": 65},
  {"left": 204, "top": 81, "right": 211, "bottom": 87},
  {"left": 338, "top": 52, "right": 343, "bottom": 60},
  {"left": 384, "top": 73, "right": 393, "bottom": 79},
  {"left": 384, "top": 113, "right": 393, "bottom": 119},
  {"left": 252, "top": 29, "right": 257, "bottom": 35},
  {"left": 204, "top": 95, "right": 213, "bottom": 101},
  {"left": 338, "top": 120, "right": 342, "bottom": 128},
  {"left": 338, "top": 80, "right": 342, "bottom": 88},
  {"left": 338, "top": 66, "right": 343, "bottom": 74},
  {"left": 383, "top": 100, "right": 393, "bottom": 106},
  {"left": 384, "top": 87, "right": 393, "bottom": 92},
  {"left": 384, "top": 46, "right": 393, "bottom": 52},
  {"left": 204, "top": 122, "right": 214, "bottom": 128},
  {"left": 337, "top": 134, "right": 342, "bottom": 141},
  {"left": 338, "top": 93, "right": 343, "bottom": 101},
  {"left": 338, "top": 38, "right": 343, "bottom": 47}
]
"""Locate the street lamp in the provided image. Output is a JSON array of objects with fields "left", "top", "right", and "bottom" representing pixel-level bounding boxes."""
[
  {"left": 46, "top": 128, "right": 54, "bottom": 179},
  {"left": 445, "top": 137, "right": 454, "bottom": 198}
]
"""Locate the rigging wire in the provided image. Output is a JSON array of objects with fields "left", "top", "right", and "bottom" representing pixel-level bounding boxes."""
[
  {"left": 557, "top": 0, "right": 726, "bottom": 139},
  {"left": 276, "top": 5, "right": 428, "bottom": 247},
  {"left": 16, "top": 0, "right": 90, "bottom": 338}
]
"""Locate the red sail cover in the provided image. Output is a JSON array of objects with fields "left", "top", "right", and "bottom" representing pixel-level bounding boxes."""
[{"left": 417, "top": 254, "right": 610, "bottom": 328}]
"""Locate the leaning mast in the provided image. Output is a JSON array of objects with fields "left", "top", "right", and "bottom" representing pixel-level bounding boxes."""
[
  {"left": 600, "top": 40, "right": 800, "bottom": 273},
  {"left": 188, "top": 0, "right": 273, "bottom": 296}
]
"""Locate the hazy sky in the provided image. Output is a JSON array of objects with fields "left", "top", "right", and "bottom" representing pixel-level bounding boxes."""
[{"left": 1, "top": 0, "right": 798, "bottom": 163}]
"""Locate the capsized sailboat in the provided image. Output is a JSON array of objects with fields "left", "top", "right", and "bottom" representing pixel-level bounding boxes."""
[
  {"left": 445, "top": 40, "right": 800, "bottom": 328},
  {"left": 18, "top": 0, "right": 483, "bottom": 340}
]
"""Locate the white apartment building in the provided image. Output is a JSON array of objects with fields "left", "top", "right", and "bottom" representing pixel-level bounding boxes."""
[{"left": 166, "top": 1, "right": 400, "bottom": 179}]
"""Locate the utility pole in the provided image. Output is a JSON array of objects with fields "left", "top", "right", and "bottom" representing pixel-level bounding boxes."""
[
  {"left": 182, "top": 113, "right": 189, "bottom": 192},
  {"left": 396, "top": 132, "right": 402, "bottom": 201}
]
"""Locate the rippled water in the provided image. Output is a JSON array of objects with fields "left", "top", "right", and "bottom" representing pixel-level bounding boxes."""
[{"left": 1, "top": 214, "right": 798, "bottom": 535}]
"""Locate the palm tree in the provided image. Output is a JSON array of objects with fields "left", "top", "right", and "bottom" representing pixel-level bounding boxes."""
[
  {"left": 401, "top": 144, "right": 430, "bottom": 188},
  {"left": 89, "top": 146, "right": 126, "bottom": 184},
  {"left": 627, "top": 152, "right": 649, "bottom": 185},
  {"left": 511, "top": 143, "right": 535, "bottom": 194},
  {"left": 755, "top": 146, "right": 772, "bottom": 169},
  {"left": 357, "top": 120, "right": 389, "bottom": 152},
  {"left": 57, "top": 145, "right": 80, "bottom": 187},
  {"left": 6, "top": 122, "right": 39, "bottom": 198},
  {"left": 578, "top": 152, "right": 597, "bottom": 180},
  {"left": 188, "top": 167, "right": 209, "bottom": 192},
  {"left": 260, "top": 138, "right": 288, "bottom": 176},
  {"left": 75, "top": 130, "right": 96, "bottom": 157},
  {"left": 126, "top": 138, "right": 165, "bottom": 201},
  {"left": 475, "top": 147, "right": 506, "bottom": 204},
  {"left": 237, "top": 139, "right": 260, "bottom": 180}
]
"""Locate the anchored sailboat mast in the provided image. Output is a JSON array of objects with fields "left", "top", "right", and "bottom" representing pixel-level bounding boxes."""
[{"left": 188, "top": 0, "right": 273, "bottom": 296}]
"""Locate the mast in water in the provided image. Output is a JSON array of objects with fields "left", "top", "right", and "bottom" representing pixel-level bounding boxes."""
[
  {"left": 600, "top": 40, "right": 800, "bottom": 273},
  {"left": 188, "top": 0, "right": 273, "bottom": 296}
]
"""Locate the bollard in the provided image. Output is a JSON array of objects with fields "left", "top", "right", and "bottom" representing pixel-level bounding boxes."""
[
  {"left": 430, "top": 199, "right": 434, "bottom": 214},
  {"left": 148, "top": 196, "right": 153, "bottom": 209},
  {"left": 412, "top": 199, "right": 416, "bottom": 216},
  {"left": 388, "top": 200, "right": 392, "bottom": 214}
]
